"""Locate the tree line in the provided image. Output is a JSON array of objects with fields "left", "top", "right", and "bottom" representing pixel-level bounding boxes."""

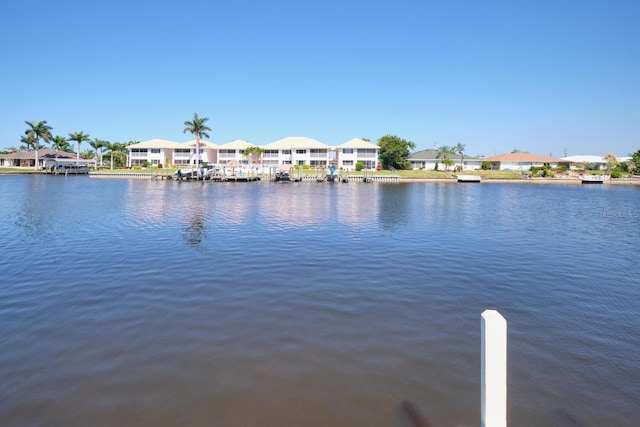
[{"left": 3, "top": 120, "right": 138, "bottom": 170}]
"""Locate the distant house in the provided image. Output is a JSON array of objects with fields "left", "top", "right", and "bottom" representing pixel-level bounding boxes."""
[
  {"left": 335, "top": 138, "right": 379, "bottom": 170},
  {"left": 127, "top": 139, "right": 220, "bottom": 167},
  {"left": 0, "top": 149, "right": 92, "bottom": 168},
  {"left": 262, "top": 137, "right": 331, "bottom": 168},
  {"left": 483, "top": 152, "right": 569, "bottom": 171},
  {"left": 217, "top": 139, "right": 253, "bottom": 166},
  {"left": 562, "top": 155, "right": 631, "bottom": 170},
  {"left": 409, "top": 149, "right": 483, "bottom": 171},
  {"left": 122, "top": 136, "right": 380, "bottom": 170}
]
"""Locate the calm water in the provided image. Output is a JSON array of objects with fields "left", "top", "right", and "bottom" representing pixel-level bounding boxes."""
[{"left": 1, "top": 175, "right": 638, "bottom": 426}]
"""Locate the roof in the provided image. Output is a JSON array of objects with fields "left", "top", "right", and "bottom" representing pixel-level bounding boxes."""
[
  {"left": 409, "top": 149, "right": 482, "bottom": 161},
  {"left": 339, "top": 138, "right": 379, "bottom": 149},
  {"left": 128, "top": 139, "right": 182, "bottom": 149},
  {"left": 0, "top": 149, "right": 78, "bottom": 160},
  {"left": 183, "top": 139, "right": 219, "bottom": 149},
  {"left": 483, "top": 152, "right": 566, "bottom": 163},
  {"left": 262, "top": 136, "right": 329, "bottom": 150},
  {"left": 217, "top": 139, "right": 253, "bottom": 149},
  {"left": 560, "top": 155, "right": 635, "bottom": 163}
]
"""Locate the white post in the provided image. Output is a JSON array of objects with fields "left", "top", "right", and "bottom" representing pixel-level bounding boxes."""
[{"left": 481, "top": 310, "right": 507, "bottom": 427}]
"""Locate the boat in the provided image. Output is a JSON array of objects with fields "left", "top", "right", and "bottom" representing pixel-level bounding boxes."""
[
  {"left": 457, "top": 174, "right": 481, "bottom": 183},
  {"left": 274, "top": 171, "right": 291, "bottom": 182}
]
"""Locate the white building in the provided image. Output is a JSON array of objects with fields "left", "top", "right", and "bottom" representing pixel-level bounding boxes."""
[
  {"left": 217, "top": 139, "right": 253, "bottom": 166},
  {"left": 262, "top": 137, "right": 331, "bottom": 168},
  {"left": 126, "top": 136, "right": 380, "bottom": 170},
  {"left": 336, "top": 138, "right": 380, "bottom": 170},
  {"left": 128, "top": 139, "right": 218, "bottom": 167}
]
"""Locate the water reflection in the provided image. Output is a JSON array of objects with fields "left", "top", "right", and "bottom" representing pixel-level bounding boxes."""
[
  {"left": 183, "top": 209, "right": 207, "bottom": 246},
  {"left": 377, "top": 183, "right": 412, "bottom": 230}
]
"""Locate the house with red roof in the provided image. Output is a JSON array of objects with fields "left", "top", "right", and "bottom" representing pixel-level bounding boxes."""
[{"left": 483, "top": 152, "right": 569, "bottom": 171}]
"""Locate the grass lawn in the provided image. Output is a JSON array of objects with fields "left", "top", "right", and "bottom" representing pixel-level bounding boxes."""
[
  {"left": 0, "top": 167, "right": 41, "bottom": 174},
  {"left": 398, "top": 169, "right": 524, "bottom": 179}
]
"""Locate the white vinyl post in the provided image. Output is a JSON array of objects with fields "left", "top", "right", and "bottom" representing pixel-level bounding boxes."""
[{"left": 481, "top": 310, "right": 507, "bottom": 427}]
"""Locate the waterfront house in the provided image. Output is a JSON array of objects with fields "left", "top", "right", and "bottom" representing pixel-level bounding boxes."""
[
  {"left": 217, "top": 139, "right": 253, "bottom": 166},
  {"left": 262, "top": 137, "right": 331, "bottom": 168},
  {"left": 562, "top": 155, "right": 632, "bottom": 170},
  {"left": 123, "top": 136, "right": 380, "bottom": 170},
  {"left": 182, "top": 139, "right": 219, "bottom": 166},
  {"left": 0, "top": 149, "right": 94, "bottom": 169},
  {"left": 336, "top": 138, "right": 380, "bottom": 170},
  {"left": 483, "top": 152, "right": 568, "bottom": 171},
  {"left": 128, "top": 139, "right": 182, "bottom": 167},
  {"left": 409, "top": 149, "right": 484, "bottom": 171}
]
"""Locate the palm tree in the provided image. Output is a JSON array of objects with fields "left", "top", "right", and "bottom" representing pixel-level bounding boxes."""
[
  {"left": 455, "top": 142, "right": 466, "bottom": 170},
  {"left": 52, "top": 135, "right": 70, "bottom": 158},
  {"left": 183, "top": 113, "right": 211, "bottom": 169},
  {"left": 105, "top": 141, "right": 120, "bottom": 170},
  {"left": 68, "top": 131, "right": 91, "bottom": 165},
  {"left": 243, "top": 146, "right": 265, "bottom": 169},
  {"left": 20, "top": 134, "right": 37, "bottom": 153},
  {"left": 90, "top": 139, "right": 107, "bottom": 169},
  {"left": 25, "top": 120, "right": 53, "bottom": 170},
  {"left": 436, "top": 145, "right": 456, "bottom": 171}
]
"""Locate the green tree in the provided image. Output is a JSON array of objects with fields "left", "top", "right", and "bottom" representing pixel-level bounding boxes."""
[
  {"left": 455, "top": 142, "right": 466, "bottom": 169},
  {"left": 377, "top": 135, "right": 416, "bottom": 170},
  {"left": 604, "top": 153, "right": 618, "bottom": 173},
  {"left": 68, "top": 131, "right": 91, "bottom": 164},
  {"left": 630, "top": 149, "right": 640, "bottom": 175},
  {"left": 183, "top": 113, "right": 211, "bottom": 167},
  {"left": 436, "top": 145, "right": 456, "bottom": 171},
  {"left": 52, "top": 135, "right": 71, "bottom": 155},
  {"left": 19, "top": 134, "right": 37, "bottom": 153},
  {"left": 24, "top": 120, "right": 53, "bottom": 170},
  {"left": 90, "top": 139, "right": 107, "bottom": 169},
  {"left": 243, "top": 146, "right": 265, "bottom": 167}
]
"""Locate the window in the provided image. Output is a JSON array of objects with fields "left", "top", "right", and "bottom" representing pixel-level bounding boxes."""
[
  {"left": 151, "top": 149, "right": 161, "bottom": 154},
  {"left": 297, "top": 160, "right": 305, "bottom": 165},
  {"left": 342, "top": 149, "right": 353, "bottom": 154},
  {"left": 282, "top": 150, "right": 291, "bottom": 155},
  {"left": 343, "top": 160, "right": 354, "bottom": 166},
  {"left": 296, "top": 149, "right": 307, "bottom": 154},
  {"left": 175, "top": 149, "right": 190, "bottom": 154}
]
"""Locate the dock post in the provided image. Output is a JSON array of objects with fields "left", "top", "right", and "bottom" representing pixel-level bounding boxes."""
[{"left": 481, "top": 310, "right": 507, "bottom": 427}]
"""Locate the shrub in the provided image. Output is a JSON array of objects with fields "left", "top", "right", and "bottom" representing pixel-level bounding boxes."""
[
  {"left": 454, "top": 165, "right": 462, "bottom": 172},
  {"left": 555, "top": 165, "right": 567, "bottom": 173},
  {"left": 133, "top": 165, "right": 142, "bottom": 170},
  {"left": 355, "top": 161, "right": 364, "bottom": 171},
  {"left": 530, "top": 166, "right": 539, "bottom": 174},
  {"left": 610, "top": 170, "right": 622, "bottom": 178},
  {"left": 481, "top": 161, "right": 491, "bottom": 170},
  {"left": 142, "top": 161, "right": 150, "bottom": 168}
]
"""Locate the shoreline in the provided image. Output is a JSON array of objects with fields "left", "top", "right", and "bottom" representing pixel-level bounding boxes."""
[
  {"left": 3, "top": 171, "right": 640, "bottom": 185},
  {"left": 399, "top": 177, "right": 640, "bottom": 185}
]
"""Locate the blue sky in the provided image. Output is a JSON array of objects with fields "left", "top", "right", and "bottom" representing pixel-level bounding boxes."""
[{"left": 1, "top": 0, "right": 638, "bottom": 157}]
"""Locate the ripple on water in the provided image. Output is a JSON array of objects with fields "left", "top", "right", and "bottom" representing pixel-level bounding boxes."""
[{"left": 0, "top": 178, "right": 639, "bottom": 426}]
